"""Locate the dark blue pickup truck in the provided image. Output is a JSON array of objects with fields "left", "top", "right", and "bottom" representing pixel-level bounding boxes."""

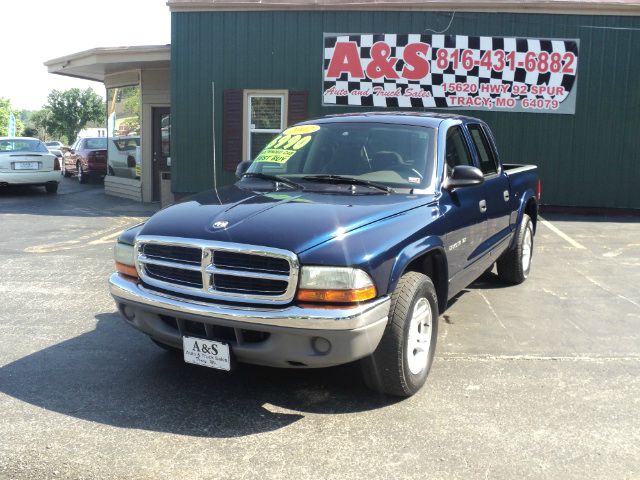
[{"left": 110, "top": 112, "right": 539, "bottom": 396}]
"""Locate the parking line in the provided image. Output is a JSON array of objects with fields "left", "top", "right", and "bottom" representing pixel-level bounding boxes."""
[
  {"left": 24, "top": 217, "right": 145, "bottom": 253},
  {"left": 539, "top": 217, "right": 587, "bottom": 250},
  {"left": 87, "top": 230, "right": 127, "bottom": 245}
]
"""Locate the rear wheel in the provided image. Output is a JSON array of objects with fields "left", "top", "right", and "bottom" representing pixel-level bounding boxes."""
[
  {"left": 62, "top": 163, "right": 71, "bottom": 177},
  {"left": 361, "top": 271, "right": 438, "bottom": 397},
  {"left": 497, "top": 213, "right": 534, "bottom": 284},
  {"left": 77, "top": 163, "right": 86, "bottom": 184},
  {"left": 45, "top": 182, "right": 58, "bottom": 194}
]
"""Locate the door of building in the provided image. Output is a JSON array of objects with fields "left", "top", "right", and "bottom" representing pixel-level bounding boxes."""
[{"left": 152, "top": 107, "right": 170, "bottom": 202}]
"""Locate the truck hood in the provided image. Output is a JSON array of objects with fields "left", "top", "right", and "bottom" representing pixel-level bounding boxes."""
[{"left": 139, "top": 185, "right": 435, "bottom": 253}]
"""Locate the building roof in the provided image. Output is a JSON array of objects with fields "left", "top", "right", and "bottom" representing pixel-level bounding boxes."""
[
  {"left": 44, "top": 45, "right": 170, "bottom": 82},
  {"left": 167, "top": 0, "right": 640, "bottom": 15}
]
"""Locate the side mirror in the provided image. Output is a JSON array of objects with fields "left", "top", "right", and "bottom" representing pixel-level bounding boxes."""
[
  {"left": 235, "top": 160, "right": 252, "bottom": 179},
  {"left": 68, "top": 149, "right": 75, "bottom": 155},
  {"left": 443, "top": 165, "right": 484, "bottom": 191}
]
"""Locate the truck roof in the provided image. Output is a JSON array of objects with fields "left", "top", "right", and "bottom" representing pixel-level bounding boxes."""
[{"left": 303, "top": 111, "right": 483, "bottom": 129}]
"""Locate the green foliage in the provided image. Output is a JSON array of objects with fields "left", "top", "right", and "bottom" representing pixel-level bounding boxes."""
[
  {"left": 45, "top": 88, "right": 105, "bottom": 144},
  {"left": 122, "top": 90, "right": 140, "bottom": 117},
  {"left": 18, "top": 109, "right": 33, "bottom": 125},
  {"left": 121, "top": 117, "right": 140, "bottom": 133},
  {"left": 0, "top": 98, "right": 9, "bottom": 135},
  {"left": 22, "top": 127, "right": 38, "bottom": 137},
  {"left": 28, "top": 109, "right": 53, "bottom": 141},
  {"left": 1, "top": 98, "right": 11, "bottom": 136},
  {"left": 0, "top": 98, "right": 24, "bottom": 137}
]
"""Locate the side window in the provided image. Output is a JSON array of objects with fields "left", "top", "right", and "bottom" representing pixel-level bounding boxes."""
[
  {"left": 468, "top": 124, "right": 498, "bottom": 175},
  {"left": 445, "top": 126, "right": 473, "bottom": 176}
]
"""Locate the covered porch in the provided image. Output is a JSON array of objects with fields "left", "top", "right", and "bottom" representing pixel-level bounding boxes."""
[{"left": 45, "top": 45, "right": 172, "bottom": 204}]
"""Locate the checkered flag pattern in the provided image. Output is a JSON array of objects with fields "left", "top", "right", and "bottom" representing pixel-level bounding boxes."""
[{"left": 323, "top": 34, "right": 579, "bottom": 111}]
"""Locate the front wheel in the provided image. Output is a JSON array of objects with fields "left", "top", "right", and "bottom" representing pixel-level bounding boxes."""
[
  {"left": 361, "top": 271, "right": 439, "bottom": 397},
  {"left": 497, "top": 213, "right": 534, "bottom": 284}
]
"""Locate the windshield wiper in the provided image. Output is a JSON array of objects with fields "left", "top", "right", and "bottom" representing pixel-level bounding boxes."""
[
  {"left": 301, "top": 175, "right": 394, "bottom": 193},
  {"left": 241, "top": 172, "right": 303, "bottom": 190}
]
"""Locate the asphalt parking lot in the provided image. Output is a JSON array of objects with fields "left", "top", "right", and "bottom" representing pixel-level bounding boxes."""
[{"left": 1, "top": 178, "right": 639, "bottom": 480}]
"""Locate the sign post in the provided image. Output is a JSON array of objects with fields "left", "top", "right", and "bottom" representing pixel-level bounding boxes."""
[{"left": 7, "top": 112, "right": 16, "bottom": 137}]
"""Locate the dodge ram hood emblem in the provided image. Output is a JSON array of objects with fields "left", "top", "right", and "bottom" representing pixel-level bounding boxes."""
[{"left": 212, "top": 220, "right": 229, "bottom": 229}]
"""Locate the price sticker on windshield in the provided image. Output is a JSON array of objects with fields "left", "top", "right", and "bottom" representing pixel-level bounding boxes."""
[
  {"left": 254, "top": 125, "right": 319, "bottom": 163},
  {"left": 254, "top": 148, "right": 297, "bottom": 164}
]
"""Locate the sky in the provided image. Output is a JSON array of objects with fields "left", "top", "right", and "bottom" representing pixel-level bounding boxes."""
[{"left": 1, "top": 0, "right": 171, "bottom": 111}]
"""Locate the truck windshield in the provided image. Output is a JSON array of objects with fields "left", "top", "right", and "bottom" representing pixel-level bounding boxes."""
[{"left": 246, "top": 122, "right": 436, "bottom": 190}]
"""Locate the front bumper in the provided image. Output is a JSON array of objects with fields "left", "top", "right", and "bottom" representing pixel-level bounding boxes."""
[{"left": 109, "top": 273, "right": 390, "bottom": 368}]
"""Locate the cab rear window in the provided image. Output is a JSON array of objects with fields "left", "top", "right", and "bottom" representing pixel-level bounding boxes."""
[
  {"left": 85, "top": 138, "right": 108, "bottom": 149},
  {"left": 112, "top": 138, "right": 140, "bottom": 151}
]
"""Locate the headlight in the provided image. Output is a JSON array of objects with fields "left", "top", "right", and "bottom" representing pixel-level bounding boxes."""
[
  {"left": 296, "top": 266, "right": 377, "bottom": 303},
  {"left": 114, "top": 242, "right": 138, "bottom": 278}
]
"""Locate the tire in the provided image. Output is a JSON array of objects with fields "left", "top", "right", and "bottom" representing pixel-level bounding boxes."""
[
  {"left": 151, "top": 338, "right": 181, "bottom": 353},
  {"left": 497, "top": 213, "right": 534, "bottom": 284},
  {"left": 45, "top": 182, "right": 58, "bottom": 194},
  {"left": 361, "top": 271, "right": 439, "bottom": 397},
  {"left": 77, "top": 163, "right": 86, "bottom": 184},
  {"left": 62, "top": 164, "right": 71, "bottom": 178}
]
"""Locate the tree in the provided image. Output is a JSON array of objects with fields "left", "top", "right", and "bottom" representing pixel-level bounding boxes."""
[
  {"left": 45, "top": 88, "right": 105, "bottom": 144},
  {"left": 28, "top": 108, "right": 53, "bottom": 141},
  {"left": 22, "top": 127, "right": 38, "bottom": 137},
  {"left": 0, "top": 98, "right": 23, "bottom": 136},
  {"left": 0, "top": 98, "right": 11, "bottom": 136},
  {"left": 18, "top": 109, "right": 33, "bottom": 125}
]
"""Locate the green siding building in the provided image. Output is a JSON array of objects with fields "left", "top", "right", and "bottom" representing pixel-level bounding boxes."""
[{"left": 168, "top": 0, "right": 639, "bottom": 209}]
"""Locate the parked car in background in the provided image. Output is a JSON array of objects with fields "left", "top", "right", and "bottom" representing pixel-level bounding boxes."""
[
  {"left": 0, "top": 137, "right": 60, "bottom": 193},
  {"left": 46, "top": 141, "right": 70, "bottom": 155},
  {"left": 62, "top": 137, "right": 108, "bottom": 183},
  {"left": 47, "top": 148, "right": 64, "bottom": 176},
  {"left": 47, "top": 147, "right": 63, "bottom": 161},
  {"left": 107, "top": 136, "right": 140, "bottom": 178}
]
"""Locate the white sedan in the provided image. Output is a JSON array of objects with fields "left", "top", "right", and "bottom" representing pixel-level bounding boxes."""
[{"left": 0, "top": 137, "right": 61, "bottom": 194}]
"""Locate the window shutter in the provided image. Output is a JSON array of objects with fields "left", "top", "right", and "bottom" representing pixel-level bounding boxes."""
[
  {"left": 287, "top": 91, "right": 309, "bottom": 127},
  {"left": 223, "top": 89, "right": 244, "bottom": 172}
]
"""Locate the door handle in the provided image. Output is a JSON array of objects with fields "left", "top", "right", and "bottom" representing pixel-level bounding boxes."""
[
  {"left": 479, "top": 200, "right": 487, "bottom": 213},
  {"left": 503, "top": 190, "right": 510, "bottom": 202}
]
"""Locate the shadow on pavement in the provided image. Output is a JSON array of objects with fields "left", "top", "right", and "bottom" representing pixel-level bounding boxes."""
[
  {"left": 466, "top": 270, "right": 513, "bottom": 290},
  {"left": 0, "top": 313, "right": 400, "bottom": 438},
  {"left": 0, "top": 180, "right": 157, "bottom": 218}
]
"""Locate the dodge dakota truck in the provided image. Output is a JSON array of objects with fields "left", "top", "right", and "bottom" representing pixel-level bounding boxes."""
[{"left": 109, "top": 112, "right": 539, "bottom": 397}]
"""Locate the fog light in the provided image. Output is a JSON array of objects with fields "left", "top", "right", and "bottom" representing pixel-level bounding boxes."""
[
  {"left": 120, "top": 304, "right": 136, "bottom": 322},
  {"left": 312, "top": 336, "right": 331, "bottom": 354}
]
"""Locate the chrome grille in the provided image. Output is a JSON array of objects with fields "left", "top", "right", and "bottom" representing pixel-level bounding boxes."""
[
  {"left": 143, "top": 243, "right": 201, "bottom": 265},
  {"left": 135, "top": 236, "right": 299, "bottom": 305}
]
